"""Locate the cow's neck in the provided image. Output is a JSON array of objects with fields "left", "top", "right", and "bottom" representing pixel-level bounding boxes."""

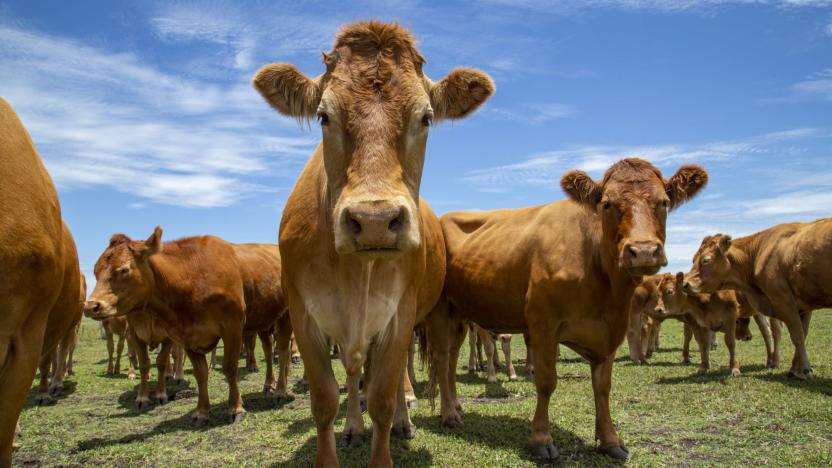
[
  {"left": 724, "top": 240, "right": 773, "bottom": 315},
  {"left": 596, "top": 226, "right": 638, "bottom": 316},
  {"left": 142, "top": 255, "right": 188, "bottom": 335}
]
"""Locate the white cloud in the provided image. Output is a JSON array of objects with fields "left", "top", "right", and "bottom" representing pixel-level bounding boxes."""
[
  {"left": 480, "top": 0, "right": 832, "bottom": 12},
  {"left": 485, "top": 102, "right": 576, "bottom": 124},
  {"left": 0, "top": 25, "right": 315, "bottom": 209}
]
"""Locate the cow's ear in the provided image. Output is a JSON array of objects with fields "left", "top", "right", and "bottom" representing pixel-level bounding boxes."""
[
  {"left": 675, "top": 272, "right": 685, "bottom": 290},
  {"left": 109, "top": 233, "right": 131, "bottom": 248},
  {"left": 429, "top": 68, "right": 495, "bottom": 122},
  {"left": 666, "top": 165, "right": 708, "bottom": 210},
  {"left": 253, "top": 64, "right": 322, "bottom": 120},
  {"left": 716, "top": 234, "right": 732, "bottom": 254},
  {"left": 143, "top": 226, "right": 163, "bottom": 256},
  {"left": 561, "top": 170, "right": 602, "bottom": 207}
]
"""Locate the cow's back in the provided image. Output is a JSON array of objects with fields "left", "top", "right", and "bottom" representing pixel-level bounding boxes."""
[
  {"left": 0, "top": 98, "right": 66, "bottom": 348},
  {"left": 232, "top": 243, "right": 284, "bottom": 331},
  {"left": 442, "top": 200, "right": 601, "bottom": 332}
]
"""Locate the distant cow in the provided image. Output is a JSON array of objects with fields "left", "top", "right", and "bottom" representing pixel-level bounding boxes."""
[
  {"left": 467, "top": 324, "right": 518, "bottom": 383},
  {"left": 427, "top": 158, "right": 707, "bottom": 461},
  {"left": 85, "top": 229, "right": 248, "bottom": 425},
  {"left": 102, "top": 316, "right": 137, "bottom": 378},
  {"left": 253, "top": 20, "right": 493, "bottom": 467},
  {"left": 683, "top": 220, "right": 832, "bottom": 379},
  {"left": 0, "top": 98, "right": 83, "bottom": 466},
  {"left": 627, "top": 275, "right": 663, "bottom": 365}
]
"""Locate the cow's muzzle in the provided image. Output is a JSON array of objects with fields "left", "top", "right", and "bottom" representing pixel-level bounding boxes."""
[
  {"left": 620, "top": 240, "right": 667, "bottom": 276},
  {"left": 83, "top": 300, "right": 115, "bottom": 320},
  {"left": 336, "top": 200, "right": 414, "bottom": 256}
]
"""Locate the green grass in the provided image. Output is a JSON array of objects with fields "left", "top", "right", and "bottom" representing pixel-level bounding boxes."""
[{"left": 15, "top": 313, "right": 832, "bottom": 467}]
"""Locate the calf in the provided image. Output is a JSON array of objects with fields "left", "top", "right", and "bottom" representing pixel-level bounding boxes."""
[
  {"left": 627, "top": 275, "right": 663, "bottom": 365},
  {"left": 427, "top": 158, "right": 707, "bottom": 461},
  {"left": 253, "top": 21, "right": 493, "bottom": 467},
  {"left": 467, "top": 324, "right": 517, "bottom": 382},
  {"left": 102, "top": 316, "right": 137, "bottom": 378},
  {"left": 683, "top": 222, "right": 832, "bottom": 379},
  {"left": 85, "top": 229, "right": 247, "bottom": 425}
]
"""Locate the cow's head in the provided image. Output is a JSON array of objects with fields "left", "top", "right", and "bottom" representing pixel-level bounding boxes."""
[
  {"left": 253, "top": 21, "right": 494, "bottom": 258},
  {"left": 561, "top": 159, "right": 708, "bottom": 277},
  {"left": 651, "top": 272, "right": 687, "bottom": 318},
  {"left": 683, "top": 233, "right": 732, "bottom": 294},
  {"left": 84, "top": 227, "right": 163, "bottom": 320}
]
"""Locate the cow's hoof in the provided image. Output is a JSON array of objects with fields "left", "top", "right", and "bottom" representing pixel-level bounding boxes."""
[
  {"left": 155, "top": 393, "right": 169, "bottom": 405},
  {"left": 391, "top": 423, "right": 416, "bottom": 439},
  {"left": 263, "top": 385, "right": 275, "bottom": 395},
  {"left": 599, "top": 444, "right": 630, "bottom": 461},
  {"left": 508, "top": 374, "right": 518, "bottom": 381},
  {"left": 291, "top": 355, "right": 301, "bottom": 365},
  {"left": 682, "top": 358, "right": 691, "bottom": 365},
  {"left": 532, "top": 443, "right": 559, "bottom": 461},
  {"left": 106, "top": 369, "right": 114, "bottom": 375},
  {"left": 730, "top": 368, "right": 741, "bottom": 377},
  {"left": 12, "top": 441, "right": 20, "bottom": 451},
  {"left": 229, "top": 410, "right": 246, "bottom": 424},
  {"left": 788, "top": 370, "right": 808, "bottom": 380},
  {"left": 486, "top": 376, "right": 497, "bottom": 384},
  {"left": 440, "top": 413, "right": 463, "bottom": 429},
  {"left": 341, "top": 430, "right": 364, "bottom": 448},
  {"left": 35, "top": 394, "right": 54, "bottom": 406},
  {"left": 274, "top": 392, "right": 294, "bottom": 405},
  {"left": 246, "top": 365, "right": 258, "bottom": 372},
  {"left": 192, "top": 413, "right": 209, "bottom": 427},
  {"left": 406, "top": 398, "right": 417, "bottom": 410},
  {"left": 48, "top": 384, "right": 63, "bottom": 397},
  {"left": 135, "top": 397, "right": 152, "bottom": 410},
  {"left": 128, "top": 373, "right": 136, "bottom": 380},
  {"left": 766, "top": 360, "right": 778, "bottom": 369}
]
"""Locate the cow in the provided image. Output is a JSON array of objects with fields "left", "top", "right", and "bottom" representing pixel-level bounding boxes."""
[
  {"left": 102, "top": 316, "right": 137, "bottom": 378},
  {"left": 426, "top": 158, "right": 707, "bottom": 461},
  {"left": 252, "top": 21, "right": 494, "bottom": 467},
  {"left": 0, "top": 98, "right": 83, "bottom": 466},
  {"left": 84, "top": 229, "right": 249, "bottom": 425},
  {"left": 627, "top": 275, "right": 664, "bottom": 365},
  {"left": 232, "top": 243, "right": 293, "bottom": 401},
  {"left": 467, "top": 324, "right": 518, "bottom": 382},
  {"left": 683, "top": 221, "right": 832, "bottom": 379}
]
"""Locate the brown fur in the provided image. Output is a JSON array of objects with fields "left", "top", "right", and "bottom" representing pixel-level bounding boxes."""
[
  {"left": 86, "top": 229, "right": 248, "bottom": 425},
  {"left": 426, "top": 158, "right": 707, "bottom": 461},
  {"left": 684, "top": 218, "right": 832, "bottom": 379},
  {"left": 254, "top": 20, "right": 494, "bottom": 468},
  {"left": 102, "top": 317, "right": 137, "bottom": 378},
  {"left": 627, "top": 275, "right": 664, "bottom": 365},
  {"left": 0, "top": 99, "right": 82, "bottom": 465}
]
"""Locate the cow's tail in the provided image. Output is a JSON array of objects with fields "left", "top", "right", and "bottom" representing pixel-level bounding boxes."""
[{"left": 414, "top": 323, "right": 436, "bottom": 413}]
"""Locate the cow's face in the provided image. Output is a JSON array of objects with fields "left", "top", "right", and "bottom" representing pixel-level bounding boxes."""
[
  {"left": 652, "top": 272, "right": 687, "bottom": 318},
  {"left": 254, "top": 21, "right": 494, "bottom": 258},
  {"left": 84, "top": 228, "right": 162, "bottom": 320},
  {"left": 561, "top": 159, "right": 708, "bottom": 278},
  {"left": 683, "top": 234, "right": 732, "bottom": 294}
]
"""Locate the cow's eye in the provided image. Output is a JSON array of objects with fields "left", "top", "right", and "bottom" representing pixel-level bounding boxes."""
[
  {"left": 116, "top": 266, "right": 130, "bottom": 276},
  {"left": 422, "top": 111, "right": 433, "bottom": 128},
  {"left": 601, "top": 201, "right": 612, "bottom": 210},
  {"left": 317, "top": 112, "right": 329, "bottom": 127},
  {"left": 701, "top": 256, "right": 712, "bottom": 265},
  {"left": 667, "top": 288, "right": 675, "bottom": 295}
]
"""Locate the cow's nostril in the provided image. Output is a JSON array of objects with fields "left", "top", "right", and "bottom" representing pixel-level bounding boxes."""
[
  {"left": 347, "top": 215, "right": 362, "bottom": 235},
  {"left": 388, "top": 213, "right": 403, "bottom": 232},
  {"left": 92, "top": 302, "right": 101, "bottom": 312}
]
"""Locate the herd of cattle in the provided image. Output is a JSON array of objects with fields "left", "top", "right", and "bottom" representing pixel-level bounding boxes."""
[{"left": 1, "top": 20, "right": 830, "bottom": 468}]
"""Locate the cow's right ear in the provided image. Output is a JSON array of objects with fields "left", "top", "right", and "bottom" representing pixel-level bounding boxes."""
[
  {"left": 561, "top": 171, "right": 602, "bottom": 207},
  {"left": 253, "top": 64, "right": 322, "bottom": 120},
  {"left": 716, "top": 234, "right": 732, "bottom": 254},
  {"left": 143, "top": 226, "right": 163, "bottom": 256},
  {"left": 675, "top": 272, "right": 685, "bottom": 290}
]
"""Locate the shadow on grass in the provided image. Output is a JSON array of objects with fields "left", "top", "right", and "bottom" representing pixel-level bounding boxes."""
[
  {"left": 23, "top": 380, "right": 78, "bottom": 408},
  {"left": 752, "top": 372, "right": 832, "bottom": 396},
  {"left": 270, "top": 434, "right": 435, "bottom": 468}
]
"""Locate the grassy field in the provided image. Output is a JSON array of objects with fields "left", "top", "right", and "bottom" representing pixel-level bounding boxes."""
[{"left": 14, "top": 313, "right": 832, "bottom": 467}]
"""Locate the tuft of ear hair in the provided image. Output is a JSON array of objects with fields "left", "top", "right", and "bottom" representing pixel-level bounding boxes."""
[
  {"left": 666, "top": 165, "right": 708, "bottom": 210},
  {"left": 716, "top": 234, "right": 732, "bottom": 253},
  {"left": 144, "top": 226, "right": 163, "bottom": 255},
  {"left": 252, "top": 64, "right": 322, "bottom": 121},
  {"left": 675, "top": 271, "right": 685, "bottom": 288},
  {"left": 429, "top": 68, "right": 495, "bottom": 121},
  {"left": 109, "top": 233, "right": 131, "bottom": 248},
  {"left": 560, "top": 170, "right": 601, "bottom": 207}
]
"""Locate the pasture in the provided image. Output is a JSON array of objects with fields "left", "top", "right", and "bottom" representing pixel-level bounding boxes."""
[{"left": 15, "top": 315, "right": 832, "bottom": 467}]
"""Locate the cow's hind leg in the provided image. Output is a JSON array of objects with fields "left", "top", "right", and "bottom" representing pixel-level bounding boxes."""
[
  {"left": 481, "top": 330, "right": 498, "bottom": 383},
  {"left": 1, "top": 332, "right": 45, "bottom": 467},
  {"left": 186, "top": 350, "right": 211, "bottom": 426},
  {"left": 35, "top": 351, "right": 54, "bottom": 405},
  {"left": 592, "top": 353, "right": 629, "bottom": 460},
  {"left": 153, "top": 341, "right": 172, "bottom": 405},
  {"left": 501, "top": 336, "right": 517, "bottom": 381},
  {"left": 259, "top": 329, "right": 276, "bottom": 394},
  {"left": 753, "top": 314, "right": 776, "bottom": 368},
  {"left": 426, "top": 298, "right": 465, "bottom": 427},
  {"left": 114, "top": 331, "right": 125, "bottom": 375},
  {"left": 273, "top": 313, "right": 293, "bottom": 404},
  {"left": 682, "top": 323, "right": 693, "bottom": 364},
  {"left": 221, "top": 331, "right": 245, "bottom": 423},
  {"left": 134, "top": 339, "right": 152, "bottom": 410},
  {"left": 105, "top": 323, "right": 115, "bottom": 375}
]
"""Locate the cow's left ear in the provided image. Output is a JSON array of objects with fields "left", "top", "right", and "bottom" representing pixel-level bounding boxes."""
[
  {"left": 666, "top": 165, "right": 708, "bottom": 210},
  {"left": 561, "top": 170, "right": 602, "bottom": 207},
  {"left": 675, "top": 272, "right": 685, "bottom": 290},
  {"left": 143, "top": 226, "right": 163, "bottom": 256},
  {"left": 429, "top": 68, "right": 495, "bottom": 122}
]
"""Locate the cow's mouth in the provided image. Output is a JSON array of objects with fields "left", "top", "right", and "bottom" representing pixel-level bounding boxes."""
[
  {"left": 354, "top": 247, "right": 402, "bottom": 259},
  {"left": 625, "top": 265, "right": 662, "bottom": 277}
]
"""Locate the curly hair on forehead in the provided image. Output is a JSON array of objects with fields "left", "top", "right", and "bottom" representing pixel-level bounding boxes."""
[
  {"left": 332, "top": 21, "right": 424, "bottom": 65},
  {"left": 600, "top": 158, "right": 664, "bottom": 187}
]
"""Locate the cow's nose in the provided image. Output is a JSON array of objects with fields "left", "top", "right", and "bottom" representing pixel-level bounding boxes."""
[
  {"left": 343, "top": 202, "right": 405, "bottom": 250},
  {"left": 654, "top": 307, "right": 665, "bottom": 315},
  {"left": 623, "top": 241, "right": 666, "bottom": 268},
  {"left": 83, "top": 300, "right": 102, "bottom": 317},
  {"left": 683, "top": 281, "right": 696, "bottom": 294}
]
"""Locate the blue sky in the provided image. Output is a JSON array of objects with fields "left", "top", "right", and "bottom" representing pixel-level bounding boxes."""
[{"left": 1, "top": 0, "right": 830, "bottom": 282}]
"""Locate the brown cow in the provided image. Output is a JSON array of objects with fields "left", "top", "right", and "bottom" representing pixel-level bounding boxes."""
[
  {"left": 232, "top": 243, "right": 293, "bottom": 401},
  {"left": 1, "top": 98, "right": 83, "bottom": 466},
  {"left": 253, "top": 21, "right": 493, "bottom": 467},
  {"left": 85, "top": 229, "right": 248, "bottom": 425},
  {"left": 467, "top": 324, "right": 518, "bottom": 383},
  {"left": 683, "top": 221, "right": 832, "bottom": 379},
  {"left": 427, "top": 158, "right": 707, "bottom": 461},
  {"left": 627, "top": 275, "right": 664, "bottom": 365},
  {"left": 102, "top": 316, "right": 137, "bottom": 378}
]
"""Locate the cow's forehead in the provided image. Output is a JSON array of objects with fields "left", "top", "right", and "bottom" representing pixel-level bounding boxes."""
[{"left": 94, "top": 245, "right": 132, "bottom": 274}]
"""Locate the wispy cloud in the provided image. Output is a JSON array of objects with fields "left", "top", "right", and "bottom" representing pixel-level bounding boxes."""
[
  {"left": 461, "top": 128, "right": 821, "bottom": 189},
  {"left": 0, "top": 24, "right": 315, "bottom": 208},
  {"left": 479, "top": 0, "right": 832, "bottom": 12},
  {"left": 485, "top": 102, "right": 576, "bottom": 124}
]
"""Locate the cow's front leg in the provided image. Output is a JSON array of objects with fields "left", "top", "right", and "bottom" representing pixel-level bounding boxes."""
[
  {"left": 591, "top": 353, "right": 629, "bottom": 460},
  {"left": 134, "top": 338, "right": 152, "bottom": 409},
  {"left": 153, "top": 340, "right": 172, "bottom": 405},
  {"left": 693, "top": 327, "right": 711, "bottom": 374},
  {"left": 341, "top": 370, "right": 365, "bottom": 448},
  {"left": 780, "top": 309, "right": 811, "bottom": 379},
  {"left": 273, "top": 313, "right": 293, "bottom": 404},
  {"left": 366, "top": 318, "right": 414, "bottom": 468},
  {"left": 186, "top": 350, "right": 211, "bottom": 426},
  {"left": 528, "top": 324, "right": 559, "bottom": 461},
  {"left": 35, "top": 350, "right": 53, "bottom": 405},
  {"left": 481, "top": 330, "right": 498, "bottom": 383},
  {"left": 391, "top": 365, "right": 415, "bottom": 440},
  {"left": 725, "top": 323, "right": 740, "bottom": 376},
  {"left": 501, "top": 336, "right": 517, "bottom": 381},
  {"left": 221, "top": 331, "right": 245, "bottom": 423},
  {"left": 259, "top": 329, "right": 276, "bottom": 394},
  {"left": 770, "top": 318, "right": 782, "bottom": 368},
  {"left": 682, "top": 323, "right": 693, "bottom": 364},
  {"left": 425, "top": 298, "right": 464, "bottom": 427},
  {"left": 104, "top": 323, "right": 115, "bottom": 374}
]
